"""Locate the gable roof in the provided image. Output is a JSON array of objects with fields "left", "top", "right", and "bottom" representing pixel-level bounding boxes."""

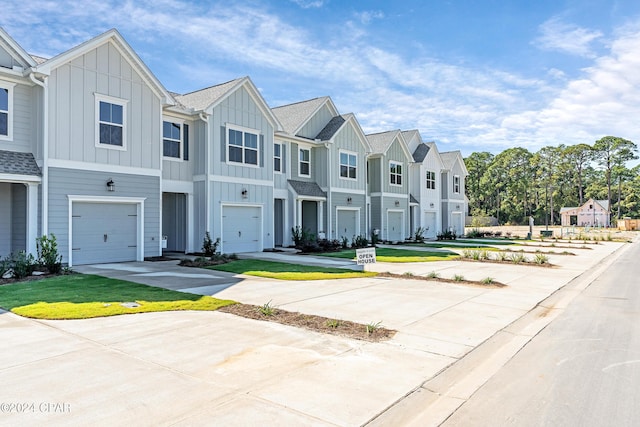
[
  {"left": 315, "top": 115, "right": 345, "bottom": 140},
  {"left": 272, "top": 96, "right": 338, "bottom": 136},
  {"left": 0, "top": 27, "right": 37, "bottom": 68},
  {"left": 402, "top": 129, "right": 423, "bottom": 152},
  {"left": 314, "top": 113, "right": 373, "bottom": 153},
  {"left": 366, "top": 130, "right": 412, "bottom": 160},
  {"left": 176, "top": 76, "right": 282, "bottom": 131},
  {"left": 33, "top": 28, "right": 174, "bottom": 106},
  {"left": 412, "top": 143, "right": 430, "bottom": 162},
  {"left": 440, "top": 150, "right": 469, "bottom": 175}
]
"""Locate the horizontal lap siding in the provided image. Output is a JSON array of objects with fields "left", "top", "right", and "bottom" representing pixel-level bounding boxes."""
[
  {"left": 330, "top": 192, "right": 365, "bottom": 238},
  {"left": 48, "top": 168, "right": 160, "bottom": 263}
]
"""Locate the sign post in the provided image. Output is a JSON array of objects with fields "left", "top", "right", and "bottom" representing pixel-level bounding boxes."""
[{"left": 356, "top": 247, "right": 377, "bottom": 270}]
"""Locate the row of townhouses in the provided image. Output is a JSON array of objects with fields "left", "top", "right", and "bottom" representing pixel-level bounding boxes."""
[{"left": 0, "top": 28, "right": 468, "bottom": 266}]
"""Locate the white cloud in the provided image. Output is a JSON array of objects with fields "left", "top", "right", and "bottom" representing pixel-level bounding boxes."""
[
  {"left": 289, "top": 0, "right": 324, "bottom": 8},
  {"left": 354, "top": 10, "right": 384, "bottom": 25},
  {"left": 534, "top": 17, "right": 603, "bottom": 57}
]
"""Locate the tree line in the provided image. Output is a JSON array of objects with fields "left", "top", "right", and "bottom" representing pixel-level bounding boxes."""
[{"left": 464, "top": 136, "right": 639, "bottom": 225}]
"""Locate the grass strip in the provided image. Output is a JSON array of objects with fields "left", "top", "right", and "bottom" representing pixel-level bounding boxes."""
[
  {"left": 319, "top": 247, "right": 459, "bottom": 263},
  {"left": 207, "top": 259, "right": 377, "bottom": 280}
]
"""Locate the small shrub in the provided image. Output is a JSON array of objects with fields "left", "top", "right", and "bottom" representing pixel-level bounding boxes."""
[
  {"left": 466, "top": 228, "right": 483, "bottom": 239},
  {"left": 481, "top": 277, "right": 495, "bottom": 285},
  {"left": 11, "top": 251, "right": 36, "bottom": 279},
  {"left": 366, "top": 321, "right": 383, "bottom": 335},
  {"left": 36, "top": 233, "right": 63, "bottom": 274},
  {"left": 437, "top": 230, "right": 457, "bottom": 240},
  {"left": 403, "top": 271, "right": 414, "bottom": 277},
  {"left": 0, "top": 256, "right": 10, "bottom": 278},
  {"left": 509, "top": 252, "right": 527, "bottom": 264},
  {"left": 462, "top": 249, "right": 473, "bottom": 259},
  {"left": 533, "top": 253, "right": 549, "bottom": 264},
  {"left": 505, "top": 232, "right": 512, "bottom": 238},
  {"left": 351, "top": 234, "right": 369, "bottom": 249},
  {"left": 326, "top": 318, "right": 342, "bottom": 329},
  {"left": 370, "top": 230, "right": 380, "bottom": 247},
  {"left": 202, "top": 232, "right": 218, "bottom": 257},
  {"left": 607, "top": 234, "right": 612, "bottom": 241},
  {"left": 497, "top": 251, "right": 509, "bottom": 261},
  {"left": 340, "top": 236, "right": 349, "bottom": 249},
  {"left": 414, "top": 227, "right": 426, "bottom": 243},
  {"left": 494, "top": 231, "right": 502, "bottom": 237},
  {"left": 453, "top": 274, "right": 465, "bottom": 282},
  {"left": 258, "top": 301, "right": 276, "bottom": 316},
  {"left": 480, "top": 250, "right": 491, "bottom": 260},
  {"left": 426, "top": 271, "right": 440, "bottom": 279},
  {"left": 291, "top": 226, "right": 304, "bottom": 248}
]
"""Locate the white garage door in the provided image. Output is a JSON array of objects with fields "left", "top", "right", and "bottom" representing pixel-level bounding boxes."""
[
  {"left": 387, "top": 211, "right": 404, "bottom": 243},
  {"left": 424, "top": 211, "right": 437, "bottom": 239},
  {"left": 222, "top": 206, "right": 261, "bottom": 253},
  {"left": 72, "top": 203, "right": 138, "bottom": 265},
  {"left": 337, "top": 209, "right": 357, "bottom": 241},
  {"left": 452, "top": 212, "right": 463, "bottom": 235}
]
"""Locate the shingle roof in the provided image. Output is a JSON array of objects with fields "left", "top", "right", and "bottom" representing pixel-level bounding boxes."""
[
  {"left": 315, "top": 115, "right": 345, "bottom": 141},
  {"left": 288, "top": 180, "right": 326, "bottom": 198},
  {"left": 410, "top": 194, "right": 419, "bottom": 204},
  {"left": 0, "top": 150, "right": 41, "bottom": 176},
  {"left": 412, "top": 143, "right": 430, "bottom": 162},
  {"left": 596, "top": 200, "right": 610, "bottom": 211},
  {"left": 272, "top": 97, "right": 329, "bottom": 135},
  {"left": 175, "top": 77, "right": 245, "bottom": 111},
  {"left": 366, "top": 130, "right": 400, "bottom": 154},
  {"left": 30, "top": 55, "right": 48, "bottom": 65}
]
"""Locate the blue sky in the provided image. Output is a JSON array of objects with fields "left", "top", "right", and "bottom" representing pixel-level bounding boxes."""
[{"left": 3, "top": 0, "right": 640, "bottom": 155}]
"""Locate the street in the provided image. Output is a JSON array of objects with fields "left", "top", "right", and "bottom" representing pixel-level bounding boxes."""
[{"left": 443, "top": 240, "right": 640, "bottom": 426}]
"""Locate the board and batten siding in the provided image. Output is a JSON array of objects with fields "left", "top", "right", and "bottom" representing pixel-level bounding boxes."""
[
  {"left": 297, "top": 104, "right": 334, "bottom": 139},
  {"left": 209, "top": 86, "right": 274, "bottom": 181},
  {"left": 1, "top": 81, "right": 38, "bottom": 153},
  {"left": 47, "top": 167, "right": 161, "bottom": 263},
  {"left": 330, "top": 192, "right": 366, "bottom": 238},
  {"left": 0, "top": 46, "right": 22, "bottom": 69},
  {"left": 330, "top": 123, "right": 366, "bottom": 191},
  {"left": 47, "top": 42, "right": 161, "bottom": 169},
  {"left": 289, "top": 142, "right": 316, "bottom": 182},
  {"left": 383, "top": 139, "right": 409, "bottom": 194}
]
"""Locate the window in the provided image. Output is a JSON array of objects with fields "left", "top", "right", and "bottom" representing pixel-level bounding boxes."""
[
  {"left": 299, "top": 148, "right": 310, "bottom": 176},
  {"left": 163, "top": 120, "right": 181, "bottom": 158},
  {"left": 96, "top": 94, "right": 126, "bottom": 149},
  {"left": 340, "top": 151, "right": 357, "bottom": 179},
  {"left": 426, "top": 170, "right": 436, "bottom": 189},
  {"left": 228, "top": 126, "right": 259, "bottom": 166},
  {"left": 390, "top": 161, "right": 402, "bottom": 186},
  {"left": 453, "top": 175, "right": 460, "bottom": 193},
  {"left": 0, "top": 81, "right": 15, "bottom": 140},
  {"left": 274, "top": 143, "right": 282, "bottom": 172}
]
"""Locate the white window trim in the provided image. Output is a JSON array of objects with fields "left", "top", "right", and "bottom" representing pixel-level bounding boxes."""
[
  {"left": 299, "top": 147, "right": 311, "bottom": 177},
  {"left": 389, "top": 161, "right": 403, "bottom": 187},
  {"left": 0, "top": 81, "right": 16, "bottom": 141},
  {"left": 339, "top": 149, "right": 357, "bottom": 181},
  {"left": 274, "top": 142, "right": 282, "bottom": 173},
  {"left": 226, "top": 123, "right": 260, "bottom": 168},
  {"left": 426, "top": 170, "right": 436, "bottom": 190},
  {"left": 453, "top": 175, "right": 460, "bottom": 194},
  {"left": 95, "top": 93, "right": 127, "bottom": 151},
  {"left": 162, "top": 117, "right": 184, "bottom": 162}
]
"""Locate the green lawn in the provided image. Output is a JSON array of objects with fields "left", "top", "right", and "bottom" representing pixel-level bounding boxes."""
[
  {"left": 0, "top": 274, "right": 235, "bottom": 320},
  {"left": 453, "top": 239, "right": 520, "bottom": 246},
  {"left": 319, "top": 247, "right": 460, "bottom": 263},
  {"left": 416, "top": 242, "right": 502, "bottom": 251},
  {"left": 207, "top": 259, "right": 377, "bottom": 280}
]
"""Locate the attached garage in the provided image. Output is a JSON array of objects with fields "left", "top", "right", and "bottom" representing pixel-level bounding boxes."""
[
  {"left": 221, "top": 205, "right": 262, "bottom": 253},
  {"left": 424, "top": 211, "right": 437, "bottom": 239},
  {"left": 387, "top": 210, "right": 404, "bottom": 242},
  {"left": 336, "top": 209, "right": 358, "bottom": 241},
  {"left": 71, "top": 201, "right": 141, "bottom": 265}
]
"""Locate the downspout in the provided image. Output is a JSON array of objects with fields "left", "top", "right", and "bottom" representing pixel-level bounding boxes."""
[
  {"left": 29, "top": 72, "right": 48, "bottom": 236},
  {"left": 199, "top": 111, "right": 211, "bottom": 235},
  {"left": 324, "top": 141, "right": 331, "bottom": 238}
]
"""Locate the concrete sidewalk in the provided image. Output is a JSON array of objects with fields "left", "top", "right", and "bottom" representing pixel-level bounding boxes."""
[{"left": 0, "top": 240, "right": 630, "bottom": 426}]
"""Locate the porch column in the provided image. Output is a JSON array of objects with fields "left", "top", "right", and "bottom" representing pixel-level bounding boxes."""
[
  {"left": 318, "top": 201, "right": 324, "bottom": 236},
  {"left": 296, "top": 198, "right": 302, "bottom": 228},
  {"left": 25, "top": 182, "right": 39, "bottom": 256}
]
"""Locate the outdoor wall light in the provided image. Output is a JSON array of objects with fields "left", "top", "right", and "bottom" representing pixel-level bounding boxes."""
[
  {"left": 456, "top": 204, "right": 460, "bottom": 209},
  {"left": 347, "top": 197, "right": 352, "bottom": 204},
  {"left": 430, "top": 202, "right": 434, "bottom": 208},
  {"left": 241, "top": 188, "right": 248, "bottom": 198},
  {"left": 106, "top": 178, "right": 115, "bottom": 192},
  {"left": 395, "top": 200, "right": 400, "bottom": 207}
]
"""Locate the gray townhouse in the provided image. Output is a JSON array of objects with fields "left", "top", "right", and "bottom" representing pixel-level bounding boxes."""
[{"left": 0, "top": 27, "right": 469, "bottom": 264}]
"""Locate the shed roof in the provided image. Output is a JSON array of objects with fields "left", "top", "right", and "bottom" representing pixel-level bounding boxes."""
[
  {"left": 412, "top": 143, "right": 430, "bottom": 162},
  {"left": 288, "top": 180, "right": 327, "bottom": 198},
  {"left": 0, "top": 150, "right": 41, "bottom": 176}
]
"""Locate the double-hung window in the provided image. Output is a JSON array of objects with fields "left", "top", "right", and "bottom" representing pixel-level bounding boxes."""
[
  {"left": 0, "top": 81, "right": 15, "bottom": 140},
  {"left": 274, "top": 143, "right": 282, "bottom": 172},
  {"left": 340, "top": 151, "right": 357, "bottom": 179},
  {"left": 426, "top": 170, "right": 436, "bottom": 189},
  {"left": 228, "top": 126, "right": 259, "bottom": 166},
  {"left": 96, "top": 94, "right": 126, "bottom": 149},
  {"left": 453, "top": 175, "right": 460, "bottom": 193},
  {"left": 299, "top": 148, "right": 310, "bottom": 176},
  {"left": 390, "top": 161, "right": 402, "bottom": 186},
  {"left": 163, "top": 121, "right": 181, "bottom": 158}
]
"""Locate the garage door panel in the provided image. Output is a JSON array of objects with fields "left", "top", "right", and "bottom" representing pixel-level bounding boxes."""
[
  {"left": 72, "top": 203, "right": 138, "bottom": 265},
  {"left": 388, "top": 211, "right": 403, "bottom": 242},
  {"left": 222, "top": 206, "right": 261, "bottom": 253},
  {"left": 337, "top": 210, "right": 357, "bottom": 240}
]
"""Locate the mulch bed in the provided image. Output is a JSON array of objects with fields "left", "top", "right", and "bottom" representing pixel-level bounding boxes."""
[
  {"left": 218, "top": 303, "right": 396, "bottom": 342},
  {"left": 376, "top": 272, "right": 506, "bottom": 288},
  {"left": 0, "top": 272, "right": 60, "bottom": 286},
  {"left": 458, "top": 258, "right": 555, "bottom": 268}
]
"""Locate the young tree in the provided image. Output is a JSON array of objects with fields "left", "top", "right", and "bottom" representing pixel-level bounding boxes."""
[{"left": 592, "top": 136, "right": 638, "bottom": 220}]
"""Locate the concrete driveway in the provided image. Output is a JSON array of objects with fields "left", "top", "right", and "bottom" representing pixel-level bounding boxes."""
[{"left": 0, "top": 240, "right": 631, "bottom": 426}]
